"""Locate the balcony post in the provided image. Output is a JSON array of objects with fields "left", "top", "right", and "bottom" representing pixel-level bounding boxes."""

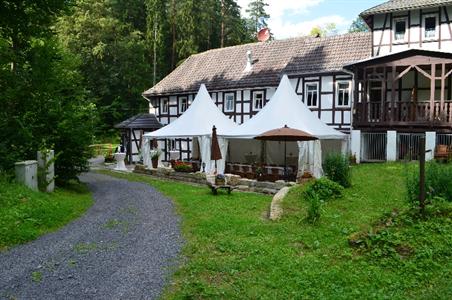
[
  {"left": 391, "top": 66, "right": 396, "bottom": 123},
  {"left": 441, "top": 63, "right": 446, "bottom": 114},
  {"left": 430, "top": 63, "right": 436, "bottom": 120}
]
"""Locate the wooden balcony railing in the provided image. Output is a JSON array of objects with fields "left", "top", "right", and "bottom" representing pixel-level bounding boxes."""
[{"left": 354, "top": 101, "right": 452, "bottom": 127}]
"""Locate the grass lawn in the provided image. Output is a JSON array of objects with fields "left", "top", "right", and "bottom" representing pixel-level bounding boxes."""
[
  {"left": 0, "top": 179, "right": 93, "bottom": 250},
  {"left": 100, "top": 164, "right": 452, "bottom": 300}
]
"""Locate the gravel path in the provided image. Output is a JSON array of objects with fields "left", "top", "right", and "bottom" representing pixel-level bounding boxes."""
[{"left": 0, "top": 172, "right": 182, "bottom": 300}]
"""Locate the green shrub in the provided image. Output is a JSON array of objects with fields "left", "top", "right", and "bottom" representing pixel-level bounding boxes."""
[
  {"left": 406, "top": 162, "right": 452, "bottom": 207},
  {"left": 305, "top": 189, "right": 322, "bottom": 225},
  {"left": 303, "top": 177, "right": 344, "bottom": 202},
  {"left": 323, "top": 153, "right": 352, "bottom": 188}
]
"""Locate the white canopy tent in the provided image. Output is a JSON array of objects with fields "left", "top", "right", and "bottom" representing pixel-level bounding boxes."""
[
  {"left": 143, "top": 84, "right": 238, "bottom": 174},
  {"left": 224, "top": 75, "right": 347, "bottom": 178}
]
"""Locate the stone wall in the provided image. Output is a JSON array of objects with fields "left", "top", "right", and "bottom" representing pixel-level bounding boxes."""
[{"left": 133, "top": 165, "right": 295, "bottom": 195}]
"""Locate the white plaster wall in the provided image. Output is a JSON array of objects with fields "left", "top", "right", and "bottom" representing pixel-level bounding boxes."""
[
  {"left": 426, "top": 131, "right": 436, "bottom": 161},
  {"left": 350, "top": 130, "right": 361, "bottom": 163},
  {"left": 343, "top": 111, "right": 351, "bottom": 124},
  {"left": 321, "top": 76, "right": 334, "bottom": 92},
  {"left": 335, "top": 111, "right": 342, "bottom": 124},
  {"left": 322, "top": 94, "right": 333, "bottom": 109},
  {"left": 386, "top": 131, "right": 397, "bottom": 161},
  {"left": 321, "top": 111, "right": 332, "bottom": 124}
]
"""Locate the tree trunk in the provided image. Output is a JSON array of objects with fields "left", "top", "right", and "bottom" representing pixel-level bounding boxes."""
[
  {"left": 220, "top": 0, "right": 225, "bottom": 48},
  {"left": 171, "top": 0, "right": 177, "bottom": 69}
]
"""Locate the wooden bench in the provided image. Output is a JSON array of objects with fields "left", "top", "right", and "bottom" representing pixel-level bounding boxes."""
[{"left": 207, "top": 182, "right": 233, "bottom": 195}]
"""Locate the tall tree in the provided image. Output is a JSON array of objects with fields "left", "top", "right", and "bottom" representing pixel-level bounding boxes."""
[
  {"left": 58, "top": 0, "right": 151, "bottom": 129},
  {"left": 309, "top": 23, "right": 338, "bottom": 37},
  {"left": 246, "top": 0, "right": 270, "bottom": 33},
  {"left": 349, "top": 17, "right": 369, "bottom": 33},
  {"left": 146, "top": 0, "right": 172, "bottom": 84},
  {"left": 0, "top": 0, "right": 96, "bottom": 182},
  {"left": 221, "top": 0, "right": 252, "bottom": 47}
]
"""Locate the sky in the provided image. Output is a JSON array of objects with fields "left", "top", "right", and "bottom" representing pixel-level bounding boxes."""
[{"left": 237, "top": 0, "right": 384, "bottom": 39}]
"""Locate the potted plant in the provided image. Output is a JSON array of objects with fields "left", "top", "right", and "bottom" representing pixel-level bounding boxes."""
[
  {"left": 255, "top": 166, "right": 265, "bottom": 181},
  {"left": 150, "top": 149, "right": 161, "bottom": 169}
]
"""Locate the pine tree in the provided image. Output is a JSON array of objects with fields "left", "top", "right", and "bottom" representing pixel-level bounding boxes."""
[
  {"left": 246, "top": 0, "right": 270, "bottom": 32},
  {"left": 349, "top": 17, "right": 369, "bottom": 33}
]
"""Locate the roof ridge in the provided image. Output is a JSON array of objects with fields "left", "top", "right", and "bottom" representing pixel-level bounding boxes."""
[{"left": 190, "top": 31, "right": 370, "bottom": 57}]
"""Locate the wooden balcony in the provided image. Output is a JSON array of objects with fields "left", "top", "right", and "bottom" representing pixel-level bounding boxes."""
[{"left": 354, "top": 101, "right": 452, "bottom": 130}]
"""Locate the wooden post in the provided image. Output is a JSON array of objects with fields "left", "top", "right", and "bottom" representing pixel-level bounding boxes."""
[
  {"left": 441, "top": 63, "right": 446, "bottom": 116},
  {"left": 391, "top": 65, "right": 397, "bottom": 122},
  {"left": 419, "top": 137, "right": 426, "bottom": 214},
  {"left": 430, "top": 64, "right": 436, "bottom": 120},
  {"left": 382, "top": 66, "right": 387, "bottom": 122}
]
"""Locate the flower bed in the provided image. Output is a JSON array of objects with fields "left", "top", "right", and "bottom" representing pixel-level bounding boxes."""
[{"left": 173, "top": 161, "right": 193, "bottom": 173}]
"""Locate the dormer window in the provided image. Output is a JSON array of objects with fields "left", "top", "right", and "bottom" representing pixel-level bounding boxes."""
[
  {"left": 423, "top": 15, "right": 438, "bottom": 39},
  {"left": 394, "top": 17, "right": 407, "bottom": 42}
]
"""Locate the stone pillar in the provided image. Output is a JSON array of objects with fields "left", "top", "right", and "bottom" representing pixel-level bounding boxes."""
[
  {"left": 386, "top": 131, "right": 397, "bottom": 161},
  {"left": 37, "top": 150, "right": 55, "bottom": 192},
  {"left": 15, "top": 160, "right": 38, "bottom": 191},
  {"left": 350, "top": 130, "right": 361, "bottom": 164},
  {"left": 425, "top": 131, "right": 436, "bottom": 161}
]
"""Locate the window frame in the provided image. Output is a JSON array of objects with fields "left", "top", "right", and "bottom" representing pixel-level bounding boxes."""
[
  {"left": 252, "top": 91, "right": 265, "bottom": 111},
  {"left": 161, "top": 98, "right": 169, "bottom": 114},
  {"left": 423, "top": 14, "right": 438, "bottom": 40},
  {"left": 304, "top": 82, "right": 319, "bottom": 108},
  {"left": 179, "top": 96, "right": 188, "bottom": 113},
  {"left": 336, "top": 81, "right": 351, "bottom": 107},
  {"left": 393, "top": 17, "right": 408, "bottom": 43},
  {"left": 224, "top": 92, "right": 235, "bottom": 112}
]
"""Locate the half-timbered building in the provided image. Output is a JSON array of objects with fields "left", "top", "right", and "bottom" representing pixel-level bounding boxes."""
[
  {"left": 143, "top": 32, "right": 371, "bottom": 161},
  {"left": 347, "top": 0, "right": 452, "bottom": 162},
  {"left": 142, "top": 0, "right": 452, "bottom": 163}
]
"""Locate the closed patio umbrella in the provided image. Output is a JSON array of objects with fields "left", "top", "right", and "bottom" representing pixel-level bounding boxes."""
[
  {"left": 211, "top": 126, "right": 222, "bottom": 174},
  {"left": 254, "top": 125, "right": 318, "bottom": 180}
]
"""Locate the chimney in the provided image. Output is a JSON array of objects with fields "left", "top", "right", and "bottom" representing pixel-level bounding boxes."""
[{"left": 244, "top": 50, "right": 253, "bottom": 72}]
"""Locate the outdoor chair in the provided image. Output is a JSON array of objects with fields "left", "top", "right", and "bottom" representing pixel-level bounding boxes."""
[{"left": 435, "top": 144, "right": 450, "bottom": 161}]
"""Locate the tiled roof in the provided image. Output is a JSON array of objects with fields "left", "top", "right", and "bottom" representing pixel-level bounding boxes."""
[
  {"left": 114, "top": 113, "right": 162, "bottom": 129},
  {"left": 143, "top": 32, "right": 372, "bottom": 97},
  {"left": 361, "top": 0, "right": 452, "bottom": 17}
]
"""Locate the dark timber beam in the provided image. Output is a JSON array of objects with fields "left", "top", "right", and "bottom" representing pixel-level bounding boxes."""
[{"left": 391, "top": 66, "right": 396, "bottom": 122}]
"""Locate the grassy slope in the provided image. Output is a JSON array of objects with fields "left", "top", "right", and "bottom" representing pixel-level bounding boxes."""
[
  {"left": 100, "top": 165, "right": 451, "bottom": 300},
  {"left": 0, "top": 180, "right": 93, "bottom": 250}
]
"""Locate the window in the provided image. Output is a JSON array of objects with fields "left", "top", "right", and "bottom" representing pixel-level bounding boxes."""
[
  {"left": 336, "top": 81, "right": 351, "bottom": 106},
  {"left": 305, "top": 83, "right": 318, "bottom": 107},
  {"left": 161, "top": 98, "right": 169, "bottom": 114},
  {"left": 253, "top": 91, "right": 264, "bottom": 110},
  {"left": 394, "top": 17, "right": 407, "bottom": 42},
  {"left": 225, "top": 93, "right": 235, "bottom": 112},
  {"left": 179, "top": 97, "right": 188, "bottom": 112},
  {"left": 423, "top": 15, "right": 437, "bottom": 39}
]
